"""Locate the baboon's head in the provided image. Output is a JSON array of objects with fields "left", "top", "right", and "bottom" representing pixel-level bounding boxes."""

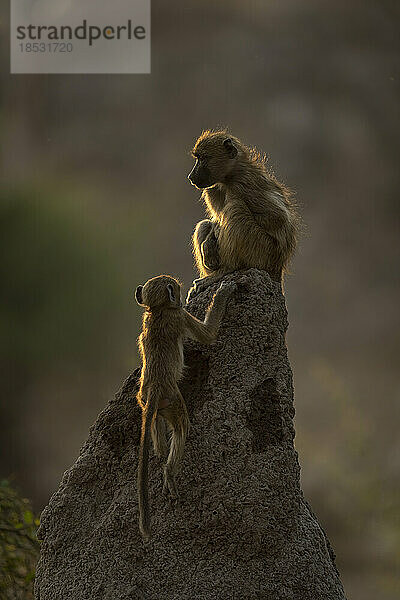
[
  {"left": 188, "top": 130, "right": 241, "bottom": 189},
  {"left": 135, "top": 275, "right": 182, "bottom": 310}
]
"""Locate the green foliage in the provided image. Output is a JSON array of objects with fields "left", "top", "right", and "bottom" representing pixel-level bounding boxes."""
[
  {"left": 0, "top": 480, "right": 39, "bottom": 599},
  {"left": 0, "top": 188, "right": 126, "bottom": 371}
]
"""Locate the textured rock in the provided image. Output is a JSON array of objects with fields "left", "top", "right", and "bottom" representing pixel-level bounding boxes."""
[{"left": 35, "top": 269, "right": 346, "bottom": 600}]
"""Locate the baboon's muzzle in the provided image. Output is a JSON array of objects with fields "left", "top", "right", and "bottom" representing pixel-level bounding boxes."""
[{"left": 188, "top": 165, "right": 211, "bottom": 189}]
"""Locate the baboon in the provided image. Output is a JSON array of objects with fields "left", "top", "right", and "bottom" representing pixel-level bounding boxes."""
[
  {"left": 188, "top": 130, "right": 300, "bottom": 288},
  {"left": 135, "top": 274, "right": 236, "bottom": 540}
]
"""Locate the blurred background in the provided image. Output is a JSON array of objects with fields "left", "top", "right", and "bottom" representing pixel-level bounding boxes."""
[{"left": 0, "top": 1, "right": 399, "bottom": 598}]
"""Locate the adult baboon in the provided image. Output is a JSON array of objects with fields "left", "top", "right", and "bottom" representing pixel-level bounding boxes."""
[{"left": 188, "top": 130, "right": 299, "bottom": 288}]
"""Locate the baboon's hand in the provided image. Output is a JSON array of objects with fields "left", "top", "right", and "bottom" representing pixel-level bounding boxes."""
[{"left": 216, "top": 281, "right": 237, "bottom": 297}]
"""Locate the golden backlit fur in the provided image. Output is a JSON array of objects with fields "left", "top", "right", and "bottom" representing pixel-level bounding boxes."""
[
  {"left": 135, "top": 274, "right": 236, "bottom": 540},
  {"left": 189, "top": 130, "right": 300, "bottom": 284}
]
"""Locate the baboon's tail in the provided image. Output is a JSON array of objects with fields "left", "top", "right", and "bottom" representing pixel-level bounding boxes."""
[{"left": 137, "top": 391, "right": 160, "bottom": 541}]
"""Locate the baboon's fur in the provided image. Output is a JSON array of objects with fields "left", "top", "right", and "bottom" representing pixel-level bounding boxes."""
[
  {"left": 135, "top": 274, "right": 236, "bottom": 540},
  {"left": 188, "top": 130, "right": 300, "bottom": 283}
]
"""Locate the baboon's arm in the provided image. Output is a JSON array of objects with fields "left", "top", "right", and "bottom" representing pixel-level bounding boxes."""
[
  {"left": 183, "top": 284, "right": 234, "bottom": 344},
  {"left": 203, "top": 187, "right": 226, "bottom": 217}
]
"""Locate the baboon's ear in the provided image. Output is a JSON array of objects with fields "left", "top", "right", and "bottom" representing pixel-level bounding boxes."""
[
  {"left": 135, "top": 285, "right": 143, "bottom": 305},
  {"left": 223, "top": 137, "right": 238, "bottom": 158},
  {"left": 167, "top": 284, "right": 176, "bottom": 303}
]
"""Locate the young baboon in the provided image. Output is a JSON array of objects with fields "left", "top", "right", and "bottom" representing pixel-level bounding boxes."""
[
  {"left": 135, "top": 274, "right": 236, "bottom": 540},
  {"left": 188, "top": 130, "right": 300, "bottom": 288}
]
